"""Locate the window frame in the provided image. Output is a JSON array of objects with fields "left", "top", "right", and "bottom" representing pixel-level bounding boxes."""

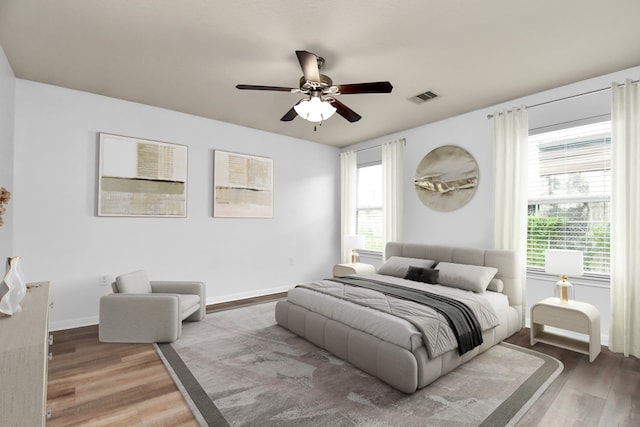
[
  {"left": 526, "top": 121, "right": 611, "bottom": 284},
  {"left": 355, "top": 161, "right": 383, "bottom": 254}
]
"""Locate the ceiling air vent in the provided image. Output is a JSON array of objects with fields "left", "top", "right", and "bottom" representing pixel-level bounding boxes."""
[{"left": 411, "top": 90, "right": 438, "bottom": 104}]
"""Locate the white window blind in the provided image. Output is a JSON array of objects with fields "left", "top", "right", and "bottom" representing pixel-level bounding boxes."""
[
  {"left": 527, "top": 121, "right": 611, "bottom": 274},
  {"left": 356, "top": 163, "right": 383, "bottom": 251}
]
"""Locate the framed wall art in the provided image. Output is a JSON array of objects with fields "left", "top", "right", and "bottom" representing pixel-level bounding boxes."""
[
  {"left": 213, "top": 150, "right": 273, "bottom": 218},
  {"left": 414, "top": 145, "right": 478, "bottom": 212},
  {"left": 98, "top": 133, "right": 188, "bottom": 217}
]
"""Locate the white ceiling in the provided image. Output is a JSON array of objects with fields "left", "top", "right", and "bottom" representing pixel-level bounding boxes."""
[{"left": 1, "top": 0, "right": 639, "bottom": 147}]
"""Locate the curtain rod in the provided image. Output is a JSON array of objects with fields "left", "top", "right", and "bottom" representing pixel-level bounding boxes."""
[
  {"left": 353, "top": 145, "right": 382, "bottom": 154},
  {"left": 486, "top": 87, "right": 609, "bottom": 119},
  {"left": 341, "top": 138, "right": 406, "bottom": 155},
  {"left": 338, "top": 145, "right": 379, "bottom": 156},
  {"left": 486, "top": 79, "right": 638, "bottom": 119}
]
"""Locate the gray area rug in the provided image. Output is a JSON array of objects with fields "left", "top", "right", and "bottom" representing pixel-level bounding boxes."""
[{"left": 157, "top": 301, "right": 562, "bottom": 427}]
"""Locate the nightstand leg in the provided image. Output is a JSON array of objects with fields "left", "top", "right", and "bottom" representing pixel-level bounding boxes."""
[{"left": 530, "top": 323, "right": 543, "bottom": 346}]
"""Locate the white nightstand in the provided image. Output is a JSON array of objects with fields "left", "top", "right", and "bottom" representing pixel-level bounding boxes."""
[
  {"left": 530, "top": 297, "right": 601, "bottom": 362},
  {"left": 333, "top": 263, "right": 376, "bottom": 278}
]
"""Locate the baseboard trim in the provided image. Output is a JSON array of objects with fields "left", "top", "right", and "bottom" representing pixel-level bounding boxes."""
[
  {"left": 206, "top": 292, "right": 287, "bottom": 313},
  {"left": 50, "top": 315, "right": 99, "bottom": 332},
  {"left": 205, "top": 285, "right": 291, "bottom": 306}
]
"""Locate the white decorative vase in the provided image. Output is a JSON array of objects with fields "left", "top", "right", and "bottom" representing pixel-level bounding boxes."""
[{"left": 0, "top": 256, "right": 27, "bottom": 316}]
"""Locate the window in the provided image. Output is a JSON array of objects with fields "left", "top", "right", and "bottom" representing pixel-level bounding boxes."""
[
  {"left": 527, "top": 121, "right": 611, "bottom": 275},
  {"left": 356, "top": 163, "right": 383, "bottom": 251}
]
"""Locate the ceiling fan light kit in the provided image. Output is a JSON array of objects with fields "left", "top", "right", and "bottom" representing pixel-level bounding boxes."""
[
  {"left": 236, "top": 50, "right": 393, "bottom": 125},
  {"left": 294, "top": 96, "right": 337, "bottom": 123}
]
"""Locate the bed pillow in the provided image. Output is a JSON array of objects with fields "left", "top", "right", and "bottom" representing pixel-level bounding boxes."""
[
  {"left": 377, "top": 256, "right": 436, "bottom": 278},
  {"left": 435, "top": 262, "right": 498, "bottom": 293},
  {"left": 404, "top": 266, "right": 439, "bottom": 285},
  {"left": 487, "top": 278, "right": 504, "bottom": 293}
]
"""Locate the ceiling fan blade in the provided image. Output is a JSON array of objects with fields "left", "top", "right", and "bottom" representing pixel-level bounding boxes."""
[
  {"left": 280, "top": 106, "right": 298, "bottom": 122},
  {"left": 336, "top": 81, "right": 393, "bottom": 94},
  {"left": 236, "top": 84, "right": 295, "bottom": 92},
  {"left": 329, "top": 98, "right": 362, "bottom": 122},
  {"left": 296, "top": 50, "right": 320, "bottom": 83}
]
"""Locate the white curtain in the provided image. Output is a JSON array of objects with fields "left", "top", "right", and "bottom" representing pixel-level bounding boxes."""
[
  {"left": 340, "top": 151, "right": 357, "bottom": 263},
  {"left": 382, "top": 139, "right": 404, "bottom": 254},
  {"left": 493, "top": 107, "right": 528, "bottom": 326},
  {"left": 610, "top": 79, "right": 640, "bottom": 358}
]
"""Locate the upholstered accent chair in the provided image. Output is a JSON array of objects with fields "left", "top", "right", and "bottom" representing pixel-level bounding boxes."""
[{"left": 99, "top": 270, "right": 205, "bottom": 343}]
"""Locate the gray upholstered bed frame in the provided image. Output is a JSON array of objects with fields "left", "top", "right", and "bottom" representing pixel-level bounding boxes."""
[{"left": 275, "top": 242, "right": 523, "bottom": 393}]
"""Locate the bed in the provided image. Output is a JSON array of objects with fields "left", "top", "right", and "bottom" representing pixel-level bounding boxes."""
[{"left": 275, "top": 242, "right": 523, "bottom": 393}]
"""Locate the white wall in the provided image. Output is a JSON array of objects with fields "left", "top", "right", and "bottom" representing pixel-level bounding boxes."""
[
  {"left": 0, "top": 44, "right": 15, "bottom": 259},
  {"left": 348, "top": 65, "right": 640, "bottom": 345},
  {"left": 13, "top": 80, "right": 340, "bottom": 330},
  {"left": 10, "top": 50, "right": 639, "bottom": 343}
]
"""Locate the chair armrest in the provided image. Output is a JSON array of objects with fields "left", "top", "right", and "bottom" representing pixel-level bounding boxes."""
[
  {"left": 99, "top": 293, "right": 181, "bottom": 343},
  {"left": 150, "top": 281, "right": 204, "bottom": 296},
  {"left": 150, "top": 281, "right": 206, "bottom": 321}
]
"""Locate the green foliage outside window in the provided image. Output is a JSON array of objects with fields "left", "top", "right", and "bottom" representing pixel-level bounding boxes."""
[
  {"left": 527, "top": 215, "right": 610, "bottom": 274},
  {"left": 356, "top": 209, "right": 384, "bottom": 251},
  {"left": 527, "top": 216, "right": 566, "bottom": 267}
]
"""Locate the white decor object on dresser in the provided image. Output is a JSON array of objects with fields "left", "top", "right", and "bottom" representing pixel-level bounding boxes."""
[
  {"left": 333, "top": 262, "right": 376, "bottom": 278},
  {"left": 0, "top": 256, "right": 27, "bottom": 315},
  {"left": 530, "top": 297, "right": 601, "bottom": 362},
  {"left": 0, "top": 282, "right": 51, "bottom": 425}
]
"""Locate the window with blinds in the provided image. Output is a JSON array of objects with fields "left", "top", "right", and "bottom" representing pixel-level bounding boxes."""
[
  {"left": 527, "top": 121, "right": 611, "bottom": 274},
  {"left": 356, "top": 163, "right": 383, "bottom": 252}
]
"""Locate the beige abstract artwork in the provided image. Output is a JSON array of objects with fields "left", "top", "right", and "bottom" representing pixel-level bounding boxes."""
[
  {"left": 98, "top": 133, "right": 187, "bottom": 217},
  {"left": 213, "top": 150, "right": 273, "bottom": 218}
]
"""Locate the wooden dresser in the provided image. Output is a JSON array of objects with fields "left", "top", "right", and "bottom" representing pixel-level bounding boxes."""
[{"left": 0, "top": 282, "right": 50, "bottom": 426}]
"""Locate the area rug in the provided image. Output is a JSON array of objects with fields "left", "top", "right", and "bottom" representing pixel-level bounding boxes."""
[{"left": 156, "top": 301, "right": 562, "bottom": 427}]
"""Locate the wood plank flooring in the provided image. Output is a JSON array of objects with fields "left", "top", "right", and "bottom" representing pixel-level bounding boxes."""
[
  {"left": 504, "top": 329, "right": 640, "bottom": 427},
  {"left": 47, "top": 325, "right": 198, "bottom": 426},
  {"left": 46, "top": 294, "right": 285, "bottom": 426},
  {"left": 47, "top": 294, "right": 640, "bottom": 426}
]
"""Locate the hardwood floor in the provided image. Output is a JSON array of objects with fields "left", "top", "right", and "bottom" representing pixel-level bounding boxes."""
[
  {"left": 47, "top": 326, "right": 198, "bottom": 426},
  {"left": 46, "top": 294, "right": 285, "bottom": 426},
  {"left": 504, "top": 330, "right": 640, "bottom": 427},
  {"left": 47, "top": 294, "right": 640, "bottom": 426}
]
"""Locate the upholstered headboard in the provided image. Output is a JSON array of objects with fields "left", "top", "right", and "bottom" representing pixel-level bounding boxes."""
[{"left": 385, "top": 242, "right": 523, "bottom": 323}]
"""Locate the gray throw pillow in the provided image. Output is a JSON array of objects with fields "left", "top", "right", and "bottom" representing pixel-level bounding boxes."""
[
  {"left": 378, "top": 256, "right": 436, "bottom": 278},
  {"left": 435, "top": 262, "right": 498, "bottom": 293}
]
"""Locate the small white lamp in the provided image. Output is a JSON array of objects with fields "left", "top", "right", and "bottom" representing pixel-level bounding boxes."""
[
  {"left": 344, "top": 235, "right": 365, "bottom": 264},
  {"left": 545, "top": 249, "right": 584, "bottom": 304}
]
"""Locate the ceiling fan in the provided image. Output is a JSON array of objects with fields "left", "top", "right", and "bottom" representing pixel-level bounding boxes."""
[{"left": 236, "top": 50, "right": 393, "bottom": 124}]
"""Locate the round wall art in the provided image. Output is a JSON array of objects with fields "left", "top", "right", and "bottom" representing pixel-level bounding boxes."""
[{"left": 414, "top": 145, "right": 479, "bottom": 212}]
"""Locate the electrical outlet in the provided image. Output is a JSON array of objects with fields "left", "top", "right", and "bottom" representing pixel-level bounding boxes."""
[
  {"left": 288, "top": 257, "right": 295, "bottom": 266},
  {"left": 99, "top": 274, "right": 110, "bottom": 287}
]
